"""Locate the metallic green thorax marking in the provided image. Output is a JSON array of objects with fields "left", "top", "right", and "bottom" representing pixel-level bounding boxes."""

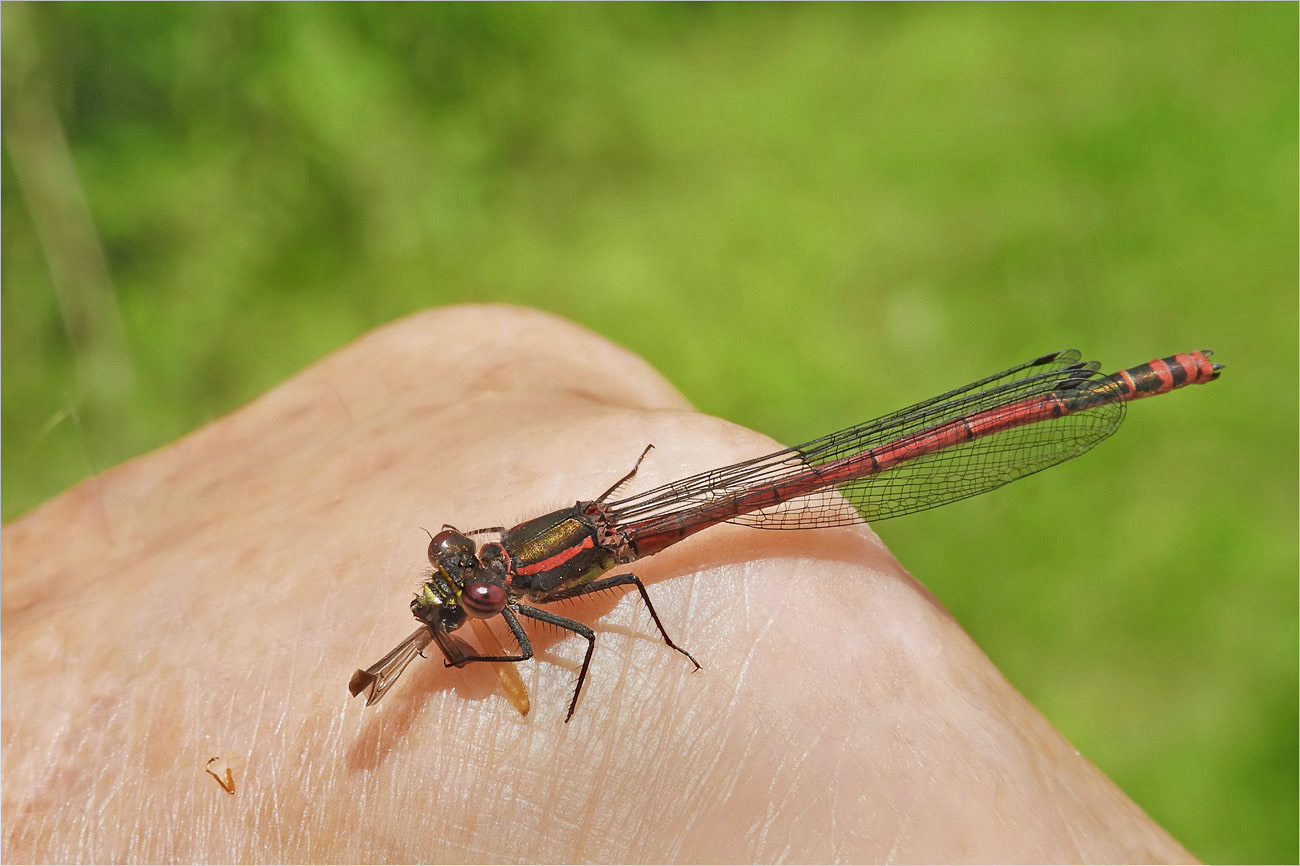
[{"left": 505, "top": 507, "right": 617, "bottom": 595}]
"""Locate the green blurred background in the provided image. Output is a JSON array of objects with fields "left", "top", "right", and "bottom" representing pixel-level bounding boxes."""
[{"left": 3, "top": 4, "right": 1295, "bottom": 861}]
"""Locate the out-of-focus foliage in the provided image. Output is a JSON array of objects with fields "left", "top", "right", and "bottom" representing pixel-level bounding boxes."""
[{"left": 3, "top": 4, "right": 1294, "bottom": 862}]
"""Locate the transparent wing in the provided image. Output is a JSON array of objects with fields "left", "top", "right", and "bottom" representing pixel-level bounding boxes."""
[
  {"left": 349, "top": 626, "right": 435, "bottom": 706},
  {"left": 609, "top": 350, "right": 1119, "bottom": 532},
  {"left": 793, "top": 399, "right": 1125, "bottom": 525}
]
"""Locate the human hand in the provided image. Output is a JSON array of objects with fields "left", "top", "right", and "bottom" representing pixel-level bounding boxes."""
[{"left": 1, "top": 306, "right": 1195, "bottom": 862}]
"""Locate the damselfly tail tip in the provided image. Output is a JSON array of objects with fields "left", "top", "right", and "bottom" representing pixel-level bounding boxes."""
[{"left": 1198, "top": 349, "right": 1225, "bottom": 378}]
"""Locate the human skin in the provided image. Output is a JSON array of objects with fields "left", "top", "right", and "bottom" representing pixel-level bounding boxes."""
[{"left": 2, "top": 306, "right": 1196, "bottom": 863}]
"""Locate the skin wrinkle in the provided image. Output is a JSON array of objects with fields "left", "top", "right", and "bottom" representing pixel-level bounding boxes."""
[
  {"left": 723, "top": 561, "right": 774, "bottom": 701},
  {"left": 700, "top": 624, "right": 824, "bottom": 859},
  {"left": 671, "top": 667, "right": 758, "bottom": 850},
  {"left": 1044, "top": 763, "right": 1087, "bottom": 863},
  {"left": 728, "top": 712, "right": 774, "bottom": 858},
  {"left": 709, "top": 719, "right": 757, "bottom": 816},
  {"left": 902, "top": 724, "right": 935, "bottom": 783},
  {"left": 884, "top": 831, "right": 903, "bottom": 866},
  {"left": 763, "top": 721, "right": 820, "bottom": 855},
  {"left": 774, "top": 721, "right": 833, "bottom": 857},
  {"left": 574, "top": 716, "right": 616, "bottom": 864},
  {"left": 631, "top": 718, "right": 689, "bottom": 859},
  {"left": 658, "top": 719, "right": 721, "bottom": 860},
  {"left": 825, "top": 736, "right": 845, "bottom": 859},
  {"left": 750, "top": 796, "right": 784, "bottom": 862}
]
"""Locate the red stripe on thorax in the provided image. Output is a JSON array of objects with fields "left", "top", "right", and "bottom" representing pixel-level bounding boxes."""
[{"left": 516, "top": 534, "right": 596, "bottom": 576}]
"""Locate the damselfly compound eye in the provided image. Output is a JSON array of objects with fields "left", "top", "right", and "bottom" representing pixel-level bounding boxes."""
[
  {"left": 430, "top": 529, "right": 476, "bottom": 569},
  {"left": 461, "top": 581, "right": 507, "bottom": 618}
]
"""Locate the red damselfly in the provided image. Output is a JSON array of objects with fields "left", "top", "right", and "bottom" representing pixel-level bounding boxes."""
[{"left": 350, "top": 350, "right": 1222, "bottom": 721}]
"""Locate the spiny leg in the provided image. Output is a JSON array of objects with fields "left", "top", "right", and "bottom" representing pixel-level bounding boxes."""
[
  {"left": 460, "top": 525, "right": 507, "bottom": 538},
  {"left": 513, "top": 605, "right": 597, "bottom": 723},
  {"left": 537, "top": 573, "right": 701, "bottom": 672},
  {"left": 441, "top": 607, "right": 533, "bottom": 665},
  {"left": 595, "top": 444, "right": 655, "bottom": 503}
]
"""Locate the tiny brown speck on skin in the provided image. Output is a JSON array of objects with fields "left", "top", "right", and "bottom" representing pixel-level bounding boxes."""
[{"left": 205, "top": 757, "right": 235, "bottom": 795}]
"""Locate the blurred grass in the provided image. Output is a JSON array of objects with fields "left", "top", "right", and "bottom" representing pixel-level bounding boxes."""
[{"left": 2, "top": 4, "right": 1295, "bottom": 861}]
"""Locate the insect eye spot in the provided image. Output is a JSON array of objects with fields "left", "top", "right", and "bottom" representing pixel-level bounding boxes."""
[{"left": 461, "top": 582, "right": 506, "bottom": 618}]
